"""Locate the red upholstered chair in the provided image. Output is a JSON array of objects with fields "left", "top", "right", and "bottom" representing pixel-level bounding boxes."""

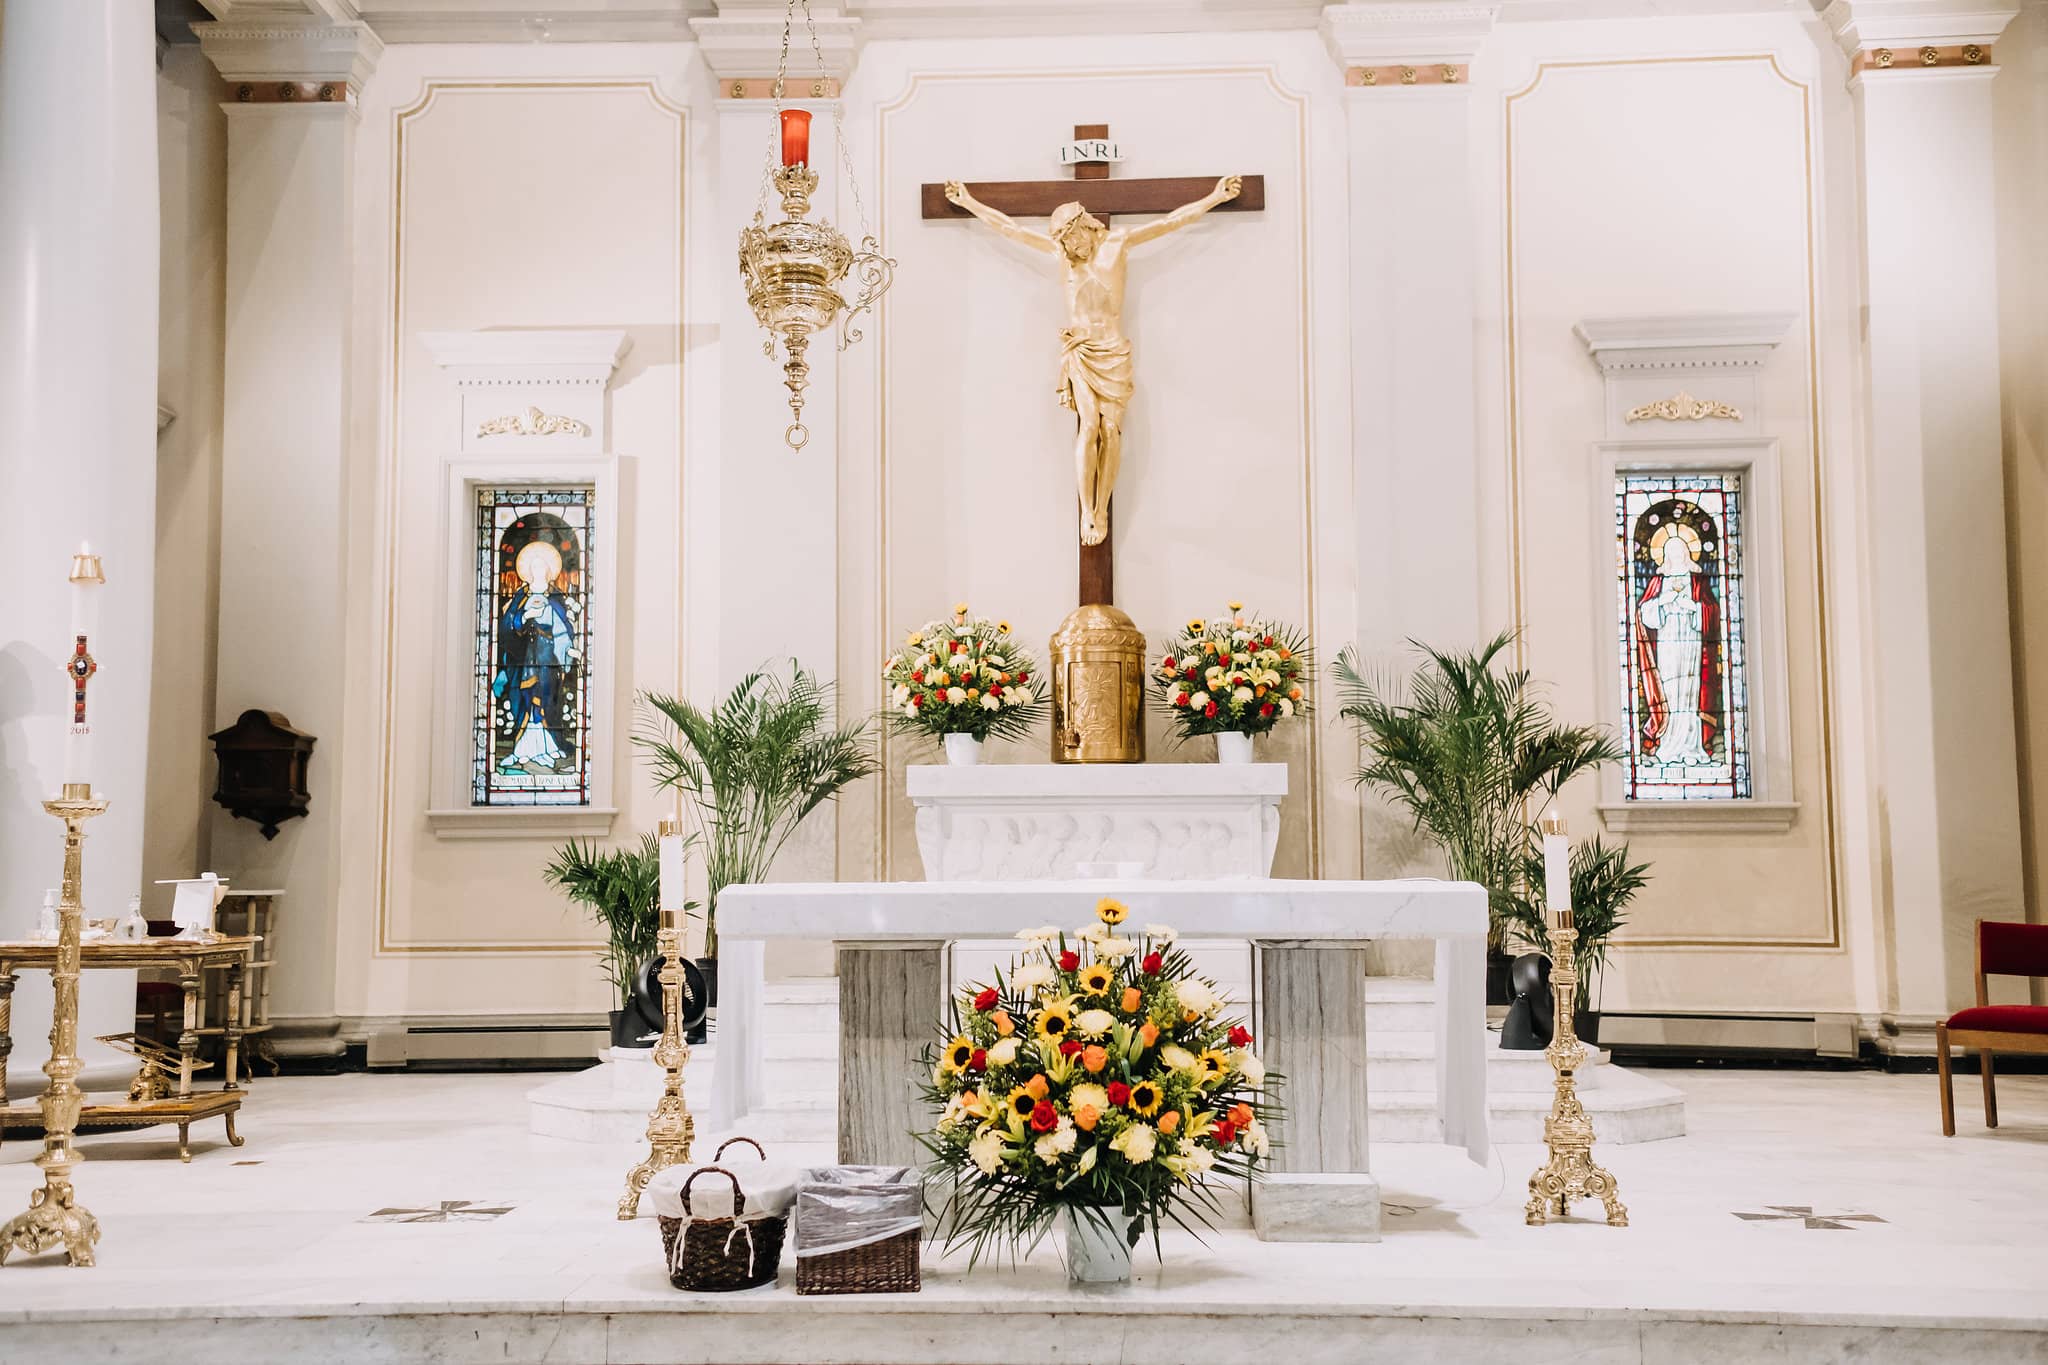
[{"left": 1937, "top": 919, "right": 2048, "bottom": 1136}]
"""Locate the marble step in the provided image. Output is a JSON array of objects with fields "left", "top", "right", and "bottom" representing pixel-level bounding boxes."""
[
  {"left": 1370, "top": 1061, "right": 1687, "bottom": 1146},
  {"left": 1362, "top": 976, "right": 1436, "bottom": 1032},
  {"left": 1366, "top": 1030, "right": 1611, "bottom": 1093}
]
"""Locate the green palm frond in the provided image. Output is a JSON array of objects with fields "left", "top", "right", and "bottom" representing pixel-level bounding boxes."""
[
  {"left": 542, "top": 832, "right": 670, "bottom": 1008},
  {"left": 1503, "top": 835, "right": 1652, "bottom": 1009},
  {"left": 633, "top": 662, "right": 878, "bottom": 954}
]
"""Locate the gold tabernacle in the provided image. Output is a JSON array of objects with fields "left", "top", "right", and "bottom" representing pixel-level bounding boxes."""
[{"left": 1048, "top": 604, "right": 1146, "bottom": 764}]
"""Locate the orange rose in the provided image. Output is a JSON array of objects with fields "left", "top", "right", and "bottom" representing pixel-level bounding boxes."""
[
  {"left": 1082, "top": 1045, "right": 1108, "bottom": 1074},
  {"left": 1183, "top": 1009, "right": 1200, "bottom": 1025},
  {"left": 992, "top": 1009, "right": 1014, "bottom": 1037},
  {"left": 1255, "top": 685, "right": 1267, "bottom": 698},
  {"left": 1025, "top": 1073, "right": 1049, "bottom": 1100},
  {"left": 1121, "top": 986, "right": 1143, "bottom": 1014},
  {"left": 1073, "top": 1104, "right": 1101, "bottom": 1131},
  {"left": 1158, "top": 1110, "right": 1181, "bottom": 1135},
  {"left": 1229, "top": 1102, "right": 1255, "bottom": 1128},
  {"left": 1138, "top": 1021, "right": 1160, "bottom": 1048}
]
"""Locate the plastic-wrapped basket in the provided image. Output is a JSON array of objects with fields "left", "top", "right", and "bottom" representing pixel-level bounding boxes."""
[
  {"left": 650, "top": 1137, "right": 794, "bottom": 1292},
  {"left": 793, "top": 1166, "right": 923, "bottom": 1295}
]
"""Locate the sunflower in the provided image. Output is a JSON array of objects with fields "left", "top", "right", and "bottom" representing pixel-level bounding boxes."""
[
  {"left": 1228, "top": 600, "right": 1244, "bottom": 612},
  {"left": 997, "top": 620, "right": 1012, "bottom": 634},
  {"left": 1197, "top": 1049, "right": 1231, "bottom": 1084},
  {"left": 1096, "top": 897, "right": 1129, "bottom": 926},
  {"left": 1078, "top": 963, "right": 1115, "bottom": 996},
  {"left": 1005, "top": 1085, "right": 1039, "bottom": 1121},
  {"left": 944, "top": 1035, "right": 975, "bottom": 1071},
  {"left": 1126, "top": 1079, "right": 1164, "bottom": 1117},
  {"left": 1034, "top": 1001, "right": 1076, "bottom": 1044},
  {"left": 1186, "top": 618, "right": 1205, "bottom": 633}
]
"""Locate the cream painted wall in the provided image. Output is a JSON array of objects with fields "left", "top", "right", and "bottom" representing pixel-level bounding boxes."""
[{"left": 145, "top": 45, "right": 227, "bottom": 904}]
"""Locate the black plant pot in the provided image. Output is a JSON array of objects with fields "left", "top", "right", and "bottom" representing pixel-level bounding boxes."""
[
  {"left": 1574, "top": 1009, "right": 1602, "bottom": 1048},
  {"left": 608, "top": 1007, "right": 653, "bottom": 1050},
  {"left": 1485, "top": 948, "right": 1515, "bottom": 1007}
]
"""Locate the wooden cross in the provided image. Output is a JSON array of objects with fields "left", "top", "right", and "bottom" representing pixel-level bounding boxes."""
[{"left": 922, "top": 125, "right": 1264, "bottom": 607}]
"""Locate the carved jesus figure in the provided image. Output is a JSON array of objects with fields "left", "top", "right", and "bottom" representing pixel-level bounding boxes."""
[{"left": 943, "top": 174, "right": 1243, "bottom": 546}]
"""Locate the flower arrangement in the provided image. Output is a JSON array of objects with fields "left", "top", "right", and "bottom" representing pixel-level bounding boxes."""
[
  {"left": 883, "top": 603, "right": 1046, "bottom": 744},
  {"left": 917, "top": 897, "right": 1277, "bottom": 1264},
  {"left": 1151, "top": 601, "right": 1311, "bottom": 738}
]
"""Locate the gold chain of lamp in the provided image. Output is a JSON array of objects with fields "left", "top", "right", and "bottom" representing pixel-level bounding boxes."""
[{"left": 737, "top": 0, "right": 894, "bottom": 451}]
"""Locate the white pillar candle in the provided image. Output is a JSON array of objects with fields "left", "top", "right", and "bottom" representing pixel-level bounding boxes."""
[
  {"left": 62, "top": 544, "right": 104, "bottom": 788},
  {"left": 658, "top": 818, "right": 685, "bottom": 922},
  {"left": 1540, "top": 811, "right": 1571, "bottom": 925}
]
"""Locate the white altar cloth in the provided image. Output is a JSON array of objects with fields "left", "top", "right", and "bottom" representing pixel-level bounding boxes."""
[{"left": 707, "top": 878, "right": 1490, "bottom": 1162}]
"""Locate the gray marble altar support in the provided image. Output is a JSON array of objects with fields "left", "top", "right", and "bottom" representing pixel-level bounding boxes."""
[
  {"left": 835, "top": 944, "right": 943, "bottom": 1168},
  {"left": 1253, "top": 940, "right": 1379, "bottom": 1242}
]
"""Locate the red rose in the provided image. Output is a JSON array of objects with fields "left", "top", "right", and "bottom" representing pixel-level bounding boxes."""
[
  {"left": 1219, "top": 652, "right": 1231, "bottom": 665},
  {"left": 1162, "top": 656, "right": 1177, "bottom": 671},
  {"left": 1184, "top": 667, "right": 1197, "bottom": 680},
  {"left": 911, "top": 670, "right": 924, "bottom": 683},
  {"left": 973, "top": 987, "right": 999, "bottom": 1011},
  {"left": 1059, "top": 950, "right": 1080, "bottom": 972},
  {"left": 1141, "top": 952, "right": 1164, "bottom": 975},
  {"left": 1174, "top": 693, "right": 1190, "bottom": 708},
  {"left": 1059, "top": 1039, "right": 1085, "bottom": 1057},
  {"left": 910, "top": 694, "right": 922, "bottom": 708},
  {"left": 989, "top": 683, "right": 1003, "bottom": 696},
  {"left": 1260, "top": 702, "right": 1276, "bottom": 718},
  {"left": 1228, "top": 1025, "right": 1253, "bottom": 1048},
  {"left": 1030, "top": 1102, "right": 1060, "bottom": 1133},
  {"left": 1204, "top": 702, "right": 1219, "bottom": 718},
  {"left": 968, "top": 1048, "right": 987, "bottom": 1072},
  {"left": 951, "top": 641, "right": 963, "bottom": 653},
  {"left": 1264, "top": 634, "right": 1275, "bottom": 646},
  {"left": 1107, "top": 1081, "right": 1132, "bottom": 1106},
  {"left": 1213, "top": 1119, "right": 1238, "bottom": 1146},
  {"left": 1017, "top": 672, "right": 1029, "bottom": 684}
]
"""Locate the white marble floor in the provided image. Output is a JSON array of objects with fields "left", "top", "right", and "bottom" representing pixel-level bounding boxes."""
[{"left": 1, "top": 1067, "right": 2044, "bottom": 1363}]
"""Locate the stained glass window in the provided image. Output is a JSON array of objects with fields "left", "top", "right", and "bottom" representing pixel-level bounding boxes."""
[
  {"left": 1615, "top": 471, "right": 1750, "bottom": 801},
  {"left": 472, "top": 485, "right": 594, "bottom": 806}
]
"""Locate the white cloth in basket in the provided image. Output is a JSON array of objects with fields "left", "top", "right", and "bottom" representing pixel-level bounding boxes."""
[{"left": 647, "top": 1156, "right": 798, "bottom": 1221}]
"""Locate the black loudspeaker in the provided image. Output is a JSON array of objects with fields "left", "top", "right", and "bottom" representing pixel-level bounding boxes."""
[
  {"left": 625, "top": 953, "right": 709, "bottom": 1043},
  {"left": 1499, "top": 951, "right": 1555, "bottom": 1051}
]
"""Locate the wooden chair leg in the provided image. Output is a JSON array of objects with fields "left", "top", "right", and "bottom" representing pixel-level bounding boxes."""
[
  {"left": 1937, "top": 1024, "right": 1955, "bottom": 1136},
  {"left": 1982, "top": 1048, "right": 1998, "bottom": 1129}
]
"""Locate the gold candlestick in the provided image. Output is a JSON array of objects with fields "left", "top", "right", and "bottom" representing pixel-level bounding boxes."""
[
  {"left": 618, "top": 820, "right": 695, "bottom": 1219},
  {"left": 1525, "top": 812, "right": 1627, "bottom": 1227},
  {"left": 3, "top": 783, "right": 108, "bottom": 1267}
]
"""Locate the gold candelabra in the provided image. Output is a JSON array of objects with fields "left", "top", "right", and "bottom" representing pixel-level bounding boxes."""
[
  {"left": 618, "top": 820, "right": 695, "bottom": 1219},
  {"left": 2, "top": 783, "right": 107, "bottom": 1267},
  {"left": 1525, "top": 812, "right": 1628, "bottom": 1227}
]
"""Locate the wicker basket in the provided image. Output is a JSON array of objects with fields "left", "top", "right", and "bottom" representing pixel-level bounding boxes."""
[
  {"left": 793, "top": 1166, "right": 923, "bottom": 1295},
  {"left": 657, "top": 1145, "right": 789, "bottom": 1293}
]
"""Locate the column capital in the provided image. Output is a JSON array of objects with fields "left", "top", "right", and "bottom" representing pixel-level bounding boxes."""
[
  {"left": 195, "top": 20, "right": 383, "bottom": 105},
  {"left": 1322, "top": 1, "right": 1499, "bottom": 86},
  {"left": 1819, "top": 0, "right": 2017, "bottom": 73},
  {"left": 692, "top": 3, "right": 861, "bottom": 94}
]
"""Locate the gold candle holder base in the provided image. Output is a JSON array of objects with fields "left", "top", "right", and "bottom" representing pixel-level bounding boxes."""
[
  {"left": 617, "top": 923, "right": 695, "bottom": 1219},
  {"left": 1524, "top": 923, "right": 1628, "bottom": 1228},
  {"left": 2, "top": 788, "right": 108, "bottom": 1268}
]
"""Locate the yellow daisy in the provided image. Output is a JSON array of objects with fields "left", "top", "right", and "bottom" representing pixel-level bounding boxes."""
[
  {"left": 1034, "top": 1001, "right": 1076, "bottom": 1045},
  {"left": 1127, "top": 1079, "right": 1164, "bottom": 1117},
  {"left": 1078, "top": 963, "right": 1115, "bottom": 996},
  {"left": 1197, "top": 1049, "right": 1231, "bottom": 1084},
  {"left": 944, "top": 1035, "right": 975, "bottom": 1072},
  {"left": 1096, "top": 897, "right": 1129, "bottom": 926}
]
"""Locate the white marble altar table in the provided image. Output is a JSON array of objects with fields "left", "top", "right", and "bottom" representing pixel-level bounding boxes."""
[{"left": 709, "top": 879, "right": 1492, "bottom": 1208}]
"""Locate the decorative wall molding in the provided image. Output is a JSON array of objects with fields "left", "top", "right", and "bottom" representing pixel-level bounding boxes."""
[
  {"left": 1576, "top": 312, "right": 1796, "bottom": 378},
  {"left": 691, "top": 7, "right": 861, "bottom": 82},
  {"left": 1322, "top": 2, "right": 1498, "bottom": 67},
  {"left": 1625, "top": 391, "right": 1744, "bottom": 424},
  {"left": 194, "top": 20, "right": 384, "bottom": 90},
  {"left": 421, "top": 329, "right": 630, "bottom": 455},
  {"left": 475, "top": 407, "right": 592, "bottom": 439},
  {"left": 1847, "top": 42, "right": 1994, "bottom": 73},
  {"left": 1344, "top": 63, "right": 1469, "bottom": 87},
  {"left": 1821, "top": 0, "right": 2018, "bottom": 56},
  {"left": 717, "top": 76, "right": 844, "bottom": 100}
]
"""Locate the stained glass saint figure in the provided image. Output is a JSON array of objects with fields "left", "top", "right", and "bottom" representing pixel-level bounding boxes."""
[
  {"left": 1633, "top": 525, "right": 1721, "bottom": 768},
  {"left": 472, "top": 489, "right": 592, "bottom": 806},
  {"left": 495, "top": 539, "right": 579, "bottom": 777}
]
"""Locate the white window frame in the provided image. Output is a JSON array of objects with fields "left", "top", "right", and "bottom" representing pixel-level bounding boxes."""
[
  {"left": 425, "top": 454, "right": 621, "bottom": 840},
  {"left": 1593, "top": 438, "right": 1798, "bottom": 833}
]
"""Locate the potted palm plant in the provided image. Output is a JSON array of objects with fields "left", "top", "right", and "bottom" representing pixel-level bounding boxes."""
[
  {"left": 543, "top": 832, "right": 665, "bottom": 1049},
  {"left": 633, "top": 664, "right": 878, "bottom": 1006},
  {"left": 1503, "top": 834, "right": 1651, "bottom": 1044},
  {"left": 1334, "top": 632, "right": 1623, "bottom": 1003}
]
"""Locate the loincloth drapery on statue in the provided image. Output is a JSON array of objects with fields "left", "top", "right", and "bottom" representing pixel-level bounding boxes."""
[{"left": 1057, "top": 328, "right": 1134, "bottom": 414}]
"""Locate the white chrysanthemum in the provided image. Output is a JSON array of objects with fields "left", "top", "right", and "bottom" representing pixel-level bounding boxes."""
[
  {"left": 1011, "top": 964, "right": 1055, "bottom": 992},
  {"left": 1279, "top": 698, "right": 1295, "bottom": 718},
  {"left": 1231, "top": 687, "right": 1254, "bottom": 705},
  {"left": 987, "top": 1037, "right": 1020, "bottom": 1066},
  {"left": 1144, "top": 924, "right": 1177, "bottom": 943},
  {"left": 1016, "top": 925, "right": 1061, "bottom": 944},
  {"left": 892, "top": 684, "right": 911, "bottom": 707},
  {"left": 1190, "top": 691, "right": 1211, "bottom": 709},
  {"left": 946, "top": 686, "right": 967, "bottom": 704},
  {"left": 1236, "top": 1050, "right": 1266, "bottom": 1086},
  {"left": 903, "top": 702, "right": 920, "bottom": 719},
  {"left": 1069, "top": 1083, "right": 1109, "bottom": 1114},
  {"left": 1160, "top": 1044, "right": 1199, "bottom": 1072},
  {"left": 1033, "top": 1116, "right": 1077, "bottom": 1162},
  {"left": 1177, "top": 979, "right": 1218, "bottom": 1014},
  {"left": 1096, "top": 937, "right": 1136, "bottom": 960},
  {"left": 1110, "top": 1123, "right": 1156, "bottom": 1165},
  {"left": 1008, "top": 687, "right": 1033, "bottom": 707},
  {"left": 979, "top": 693, "right": 1001, "bottom": 711},
  {"left": 1076, "top": 922, "right": 1109, "bottom": 943},
  {"left": 1246, "top": 1117, "right": 1271, "bottom": 1157},
  {"left": 1075, "top": 1008, "right": 1116, "bottom": 1037},
  {"left": 969, "top": 1129, "right": 1006, "bottom": 1175}
]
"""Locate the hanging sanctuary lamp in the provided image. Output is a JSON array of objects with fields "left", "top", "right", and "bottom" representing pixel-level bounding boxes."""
[{"left": 737, "top": 0, "right": 894, "bottom": 451}]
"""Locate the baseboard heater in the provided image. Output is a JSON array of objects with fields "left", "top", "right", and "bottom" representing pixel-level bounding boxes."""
[
  {"left": 1597, "top": 1011, "right": 1859, "bottom": 1059},
  {"left": 366, "top": 1020, "right": 605, "bottom": 1068}
]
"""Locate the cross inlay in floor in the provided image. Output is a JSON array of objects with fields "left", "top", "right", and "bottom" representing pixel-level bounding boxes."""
[
  {"left": 360, "top": 1200, "right": 516, "bottom": 1224},
  {"left": 1733, "top": 1204, "right": 1887, "bottom": 1230}
]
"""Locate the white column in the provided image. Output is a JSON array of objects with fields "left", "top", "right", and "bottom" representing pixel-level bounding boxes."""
[
  {"left": 0, "top": 0, "right": 161, "bottom": 1089},
  {"left": 1828, "top": 0, "right": 2026, "bottom": 1034},
  {"left": 1324, "top": 3, "right": 1495, "bottom": 894},
  {"left": 194, "top": 21, "right": 382, "bottom": 1061}
]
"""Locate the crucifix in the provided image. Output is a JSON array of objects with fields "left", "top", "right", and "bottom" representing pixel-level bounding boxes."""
[{"left": 923, "top": 127, "right": 1263, "bottom": 608}]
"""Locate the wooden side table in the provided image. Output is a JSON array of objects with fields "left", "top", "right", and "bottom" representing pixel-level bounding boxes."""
[
  {"left": 0, "top": 936, "right": 258, "bottom": 1161},
  {"left": 213, "top": 890, "right": 281, "bottom": 1077}
]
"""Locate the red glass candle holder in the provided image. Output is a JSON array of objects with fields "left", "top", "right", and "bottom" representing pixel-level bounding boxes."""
[{"left": 780, "top": 109, "right": 812, "bottom": 168}]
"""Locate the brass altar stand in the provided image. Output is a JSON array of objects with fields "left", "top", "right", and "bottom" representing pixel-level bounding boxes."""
[{"left": 0, "top": 936, "right": 257, "bottom": 1161}]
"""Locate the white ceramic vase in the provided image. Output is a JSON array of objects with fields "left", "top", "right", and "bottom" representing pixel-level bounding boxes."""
[
  {"left": 1062, "top": 1205, "right": 1135, "bottom": 1284},
  {"left": 1214, "top": 731, "right": 1255, "bottom": 764},
  {"left": 943, "top": 732, "right": 984, "bottom": 766}
]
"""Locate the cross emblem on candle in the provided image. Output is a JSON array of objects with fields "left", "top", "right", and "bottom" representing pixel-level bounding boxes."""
[{"left": 66, "top": 636, "right": 97, "bottom": 726}]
